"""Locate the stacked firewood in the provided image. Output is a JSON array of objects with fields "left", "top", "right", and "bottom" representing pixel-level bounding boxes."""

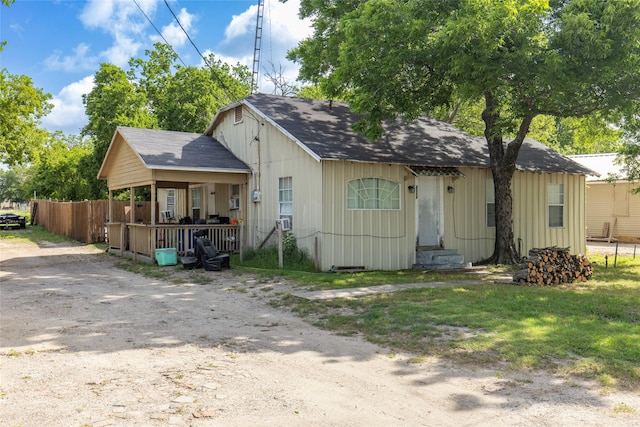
[{"left": 513, "top": 246, "right": 593, "bottom": 285}]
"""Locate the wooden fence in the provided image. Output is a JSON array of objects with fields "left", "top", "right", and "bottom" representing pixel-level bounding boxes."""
[{"left": 31, "top": 199, "right": 155, "bottom": 244}]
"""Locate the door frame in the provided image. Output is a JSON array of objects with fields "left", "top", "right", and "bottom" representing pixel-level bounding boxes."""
[{"left": 415, "top": 175, "right": 444, "bottom": 248}]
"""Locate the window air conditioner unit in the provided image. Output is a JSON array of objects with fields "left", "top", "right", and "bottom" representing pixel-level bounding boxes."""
[
  {"left": 229, "top": 197, "right": 240, "bottom": 210},
  {"left": 277, "top": 217, "right": 291, "bottom": 231}
]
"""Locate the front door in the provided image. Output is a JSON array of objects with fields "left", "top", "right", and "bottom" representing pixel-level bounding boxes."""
[{"left": 417, "top": 176, "right": 444, "bottom": 247}]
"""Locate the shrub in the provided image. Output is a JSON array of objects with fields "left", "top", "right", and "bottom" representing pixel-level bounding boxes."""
[{"left": 240, "top": 233, "right": 315, "bottom": 271}]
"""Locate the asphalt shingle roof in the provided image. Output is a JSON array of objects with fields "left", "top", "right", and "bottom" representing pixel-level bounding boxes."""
[
  {"left": 117, "top": 126, "right": 250, "bottom": 172},
  {"left": 243, "top": 94, "right": 594, "bottom": 175}
]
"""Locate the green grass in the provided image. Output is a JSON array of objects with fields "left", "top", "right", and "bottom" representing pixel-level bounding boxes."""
[
  {"left": 278, "top": 254, "right": 640, "bottom": 389},
  {"left": 0, "top": 223, "right": 73, "bottom": 245}
]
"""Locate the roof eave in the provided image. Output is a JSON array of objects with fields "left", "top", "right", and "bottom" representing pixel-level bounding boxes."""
[
  {"left": 147, "top": 165, "right": 251, "bottom": 173},
  {"left": 204, "top": 101, "right": 243, "bottom": 136}
]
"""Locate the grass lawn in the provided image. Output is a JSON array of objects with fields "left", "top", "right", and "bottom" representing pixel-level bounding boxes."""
[{"left": 269, "top": 254, "right": 640, "bottom": 390}]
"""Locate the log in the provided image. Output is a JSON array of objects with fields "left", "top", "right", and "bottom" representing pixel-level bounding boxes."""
[{"left": 513, "top": 246, "right": 592, "bottom": 285}]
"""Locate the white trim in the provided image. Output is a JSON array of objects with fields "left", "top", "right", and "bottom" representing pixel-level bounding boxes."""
[{"left": 144, "top": 165, "right": 251, "bottom": 174}]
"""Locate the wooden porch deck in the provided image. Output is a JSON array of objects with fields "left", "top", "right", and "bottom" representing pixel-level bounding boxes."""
[{"left": 107, "top": 223, "right": 241, "bottom": 262}]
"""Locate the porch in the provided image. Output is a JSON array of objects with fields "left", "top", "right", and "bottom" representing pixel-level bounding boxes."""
[
  {"left": 97, "top": 127, "right": 253, "bottom": 264},
  {"left": 107, "top": 222, "right": 242, "bottom": 263}
]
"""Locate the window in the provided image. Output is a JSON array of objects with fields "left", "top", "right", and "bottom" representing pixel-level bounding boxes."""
[
  {"left": 347, "top": 178, "right": 400, "bottom": 210},
  {"left": 278, "top": 177, "right": 293, "bottom": 225},
  {"left": 191, "top": 188, "right": 201, "bottom": 221},
  {"left": 166, "top": 189, "right": 175, "bottom": 214},
  {"left": 548, "top": 183, "right": 564, "bottom": 228},
  {"left": 234, "top": 106, "right": 243, "bottom": 123},
  {"left": 486, "top": 179, "right": 495, "bottom": 227},
  {"left": 230, "top": 184, "right": 240, "bottom": 210}
]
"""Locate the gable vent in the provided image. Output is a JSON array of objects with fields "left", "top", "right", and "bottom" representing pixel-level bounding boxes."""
[{"left": 234, "top": 106, "right": 243, "bottom": 123}]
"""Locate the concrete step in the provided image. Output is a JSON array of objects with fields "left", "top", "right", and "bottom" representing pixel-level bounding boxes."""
[
  {"left": 416, "top": 251, "right": 464, "bottom": 265},
  {"left": 414, "top": 248, "right": 468, "bottom": 271},
  {"left": 413, "top": 262, "right": 471, "bottom": 271}
]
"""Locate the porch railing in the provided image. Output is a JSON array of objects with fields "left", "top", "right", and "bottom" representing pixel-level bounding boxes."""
[{"left": 107, "top": 223, "right": 241, "bottom": 261}]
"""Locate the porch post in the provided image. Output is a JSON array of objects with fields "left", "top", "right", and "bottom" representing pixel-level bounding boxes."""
[
  {"left": 151, "top": 183, "right": 156, "bottom": 226},
  {"left": 130, "top": 186, "right": 135, "bottom": 223},
  {"left": 185, "top": 185, "right": 190, "bottom": 220},
  {"left": 108, "top": 189, "right": 113, "bottom": 223}
]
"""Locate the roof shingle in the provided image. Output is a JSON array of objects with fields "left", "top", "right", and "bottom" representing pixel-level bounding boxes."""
[
  {"left": 117, "top": 127, "right": 250, "bottom": 172},
  {"left": 243, "top": 94, "right": 594, "bottom": 175}
]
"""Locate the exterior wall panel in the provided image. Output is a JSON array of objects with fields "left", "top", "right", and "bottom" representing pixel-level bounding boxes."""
[
  {"left": 444, "top": 169, "right": 586, "bottom": 263},
  {"left": 586, "top": 182, "right": 640, "bottom": 239},
  {"left": 512, "top": 172, "right": 586, "bottom": 256},
  {"left": 443, "top": 167, "right": 495, "bottom": 264},
  {"left": 214, "top": 106, "right": 324, "bottom": 258},
  {"left": 321, "top": 161, "right": 415, "bottom": 271},
  {"left": 107, "top": 138, "right": 152, "bottom": 189}
]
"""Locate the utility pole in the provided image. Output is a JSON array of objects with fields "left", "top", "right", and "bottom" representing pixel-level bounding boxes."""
[{"left": 251, "top": 0, "right": 265, "bottom": 94}]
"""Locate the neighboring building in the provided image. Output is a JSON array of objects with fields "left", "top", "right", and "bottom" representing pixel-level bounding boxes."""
[
  {"left": 99, "top": 94, "right": 595, "bottom": 270},
  {"left": 569, "top": 153, "right": 640, "bottom": 243}
]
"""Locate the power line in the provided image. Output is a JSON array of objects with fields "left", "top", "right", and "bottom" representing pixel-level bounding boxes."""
[
  {"left": 132, "top": 0, "right": 187, "bottom": 67},
  {"left": 162, "top": 0, "right": 236, "bottom": 102}
]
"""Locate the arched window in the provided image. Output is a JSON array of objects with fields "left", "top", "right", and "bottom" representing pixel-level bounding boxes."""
[{"left": 347, "top": 178, "right": 400, "bottom": 210}]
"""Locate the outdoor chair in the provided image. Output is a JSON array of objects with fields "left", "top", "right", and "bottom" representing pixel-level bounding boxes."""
[{"left": 194, "top": 236, "right": 230, "bottom": 271}]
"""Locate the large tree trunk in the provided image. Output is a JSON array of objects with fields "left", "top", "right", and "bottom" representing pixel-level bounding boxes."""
[
  {"left": 481, "top": 92, "right": 533, "bottom": 265},
  {"left": 488, "top": 160, "right": 520, "bottom": 264}
]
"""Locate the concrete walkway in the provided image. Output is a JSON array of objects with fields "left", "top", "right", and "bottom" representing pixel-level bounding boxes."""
[
  {"left": 292, "top": 279, "right": 495, "bottom": 300},
  {"left": 293, "top": 243, "right": 640, "bottom": 301}
]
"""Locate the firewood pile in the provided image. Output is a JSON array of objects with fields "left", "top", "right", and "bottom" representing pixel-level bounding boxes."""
[{"left": 513, "top": 246, "right": 593, "bottom": 285}]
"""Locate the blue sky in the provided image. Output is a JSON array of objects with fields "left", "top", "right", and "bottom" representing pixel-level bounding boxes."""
[{"left": 1, "top": 0, "right": 311, "bottom": 135}]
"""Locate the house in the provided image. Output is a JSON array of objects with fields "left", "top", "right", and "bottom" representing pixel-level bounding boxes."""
[
  {"left": 569, "top": 153, "right": 640, "bottom": 243},
  {"left": 98, "top": 93, "right": 594, "bottom": 269},
  {"left": 204, "top": 94, "right": 594, "bottom": 269}
]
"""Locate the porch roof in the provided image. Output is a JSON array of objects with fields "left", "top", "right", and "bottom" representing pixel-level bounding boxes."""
[
  {"left": 114, "top": 127, "right": 250, "bottom": 172},
  {"left": 98, "top": 127, "right": 251, "bottom": 189}
]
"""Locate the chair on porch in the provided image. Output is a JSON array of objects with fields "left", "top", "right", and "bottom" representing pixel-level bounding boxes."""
[{"left": 160, "top": 210, "right": 175, "bottom": 223}]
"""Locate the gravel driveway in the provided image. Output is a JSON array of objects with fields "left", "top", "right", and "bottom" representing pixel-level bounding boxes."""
[{"left": 1, "top": 239, "right": 639, "bottom": 426}]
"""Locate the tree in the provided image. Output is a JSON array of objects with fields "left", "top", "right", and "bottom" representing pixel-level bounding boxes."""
[
  {"left": 128, "top": 43, "right": 251, "bottom": 132},
  {"left": 82, "top": 63, "right": 156, "bottom": 198},
  {"left": 617, "top": 140, "right": 640, "bottom": 194},
  {"left": 0, "top": 165, "right": 31, "bottom": 204},
  {"left": 263, "top": 62, "right": 298, "bottom": 96},
  {"left": 26, "top": 132, "right": 93, "bottom": 201},
  {"left": 0, "top": 69, "right": 52, "bottom": 165},
  {"left": 1, "top": 0, "right": 14, "bottom": 52},
  {"left": 288, "top": 0, "right": 640, "bottom": 264}
]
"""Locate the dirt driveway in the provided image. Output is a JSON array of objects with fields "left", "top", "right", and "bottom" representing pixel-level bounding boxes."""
[{"left": 1, "top": 240, "right": 639, "bottom": 426}]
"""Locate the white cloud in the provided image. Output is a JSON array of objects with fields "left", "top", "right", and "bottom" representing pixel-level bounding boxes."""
[
  {"left": 79, "top": 0, "right": 157, "bottom": 67},
  {"left": 79, "top": 0, "right": 115, "bottom": 29},
  {"left": 41, "top": 76, "right": 95, "bottom": 135},
  {"left": 217, "top": 0, "right": 313, "bottom": 94},
  {"left": 151, "top": 7, "right": 195, "bottom": 48},
  {"left": 44, "top": 43, "right": 99, "bottom": 72},
  {"left": 102, "top": 35, "right": 142, "bottom": 66}
]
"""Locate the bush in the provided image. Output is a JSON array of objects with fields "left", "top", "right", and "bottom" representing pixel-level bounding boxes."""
[{"left": 239, "top": 233, "right": 315, "bottom": 271}]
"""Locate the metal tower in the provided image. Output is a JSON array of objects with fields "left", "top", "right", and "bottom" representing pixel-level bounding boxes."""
[{"left": 251, "top": 0, "right": 265, "bottom": 93}]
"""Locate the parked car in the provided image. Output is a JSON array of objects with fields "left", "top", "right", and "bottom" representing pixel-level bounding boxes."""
[{"left": 0, "top": 213, "right": 27, "bottom": 229}]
